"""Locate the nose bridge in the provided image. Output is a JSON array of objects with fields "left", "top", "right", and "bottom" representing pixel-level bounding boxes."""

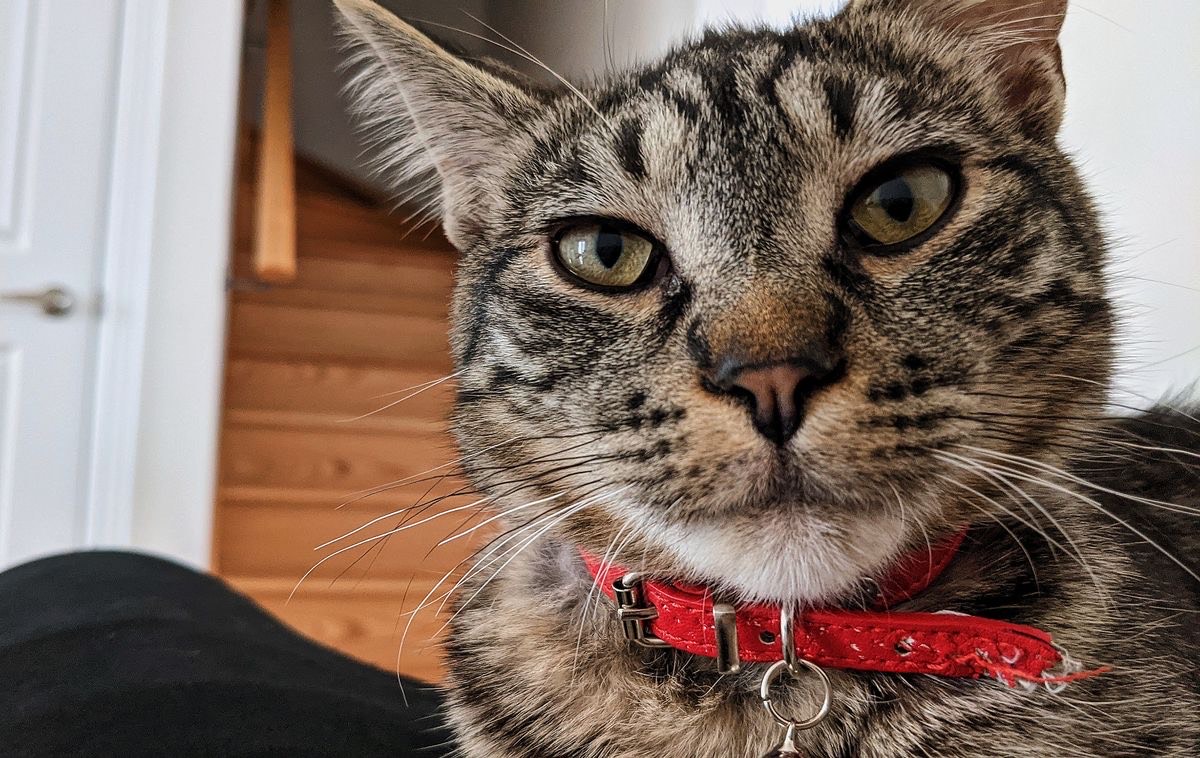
[{"left": 701, "top": 283, "right": 835, "bottom": 368}]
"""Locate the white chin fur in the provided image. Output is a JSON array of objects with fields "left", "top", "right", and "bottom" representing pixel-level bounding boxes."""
[{"left": 641, "top": 514, "right": 910, "bottom": 605}]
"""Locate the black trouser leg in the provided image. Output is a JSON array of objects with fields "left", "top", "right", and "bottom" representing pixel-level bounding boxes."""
[{"left": 0, "top": 551, "right": 451, "bottom": 757}]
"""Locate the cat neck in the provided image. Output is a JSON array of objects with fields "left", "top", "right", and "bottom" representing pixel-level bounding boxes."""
[{"left": 441, "top": 505, "right": 1130, "bottom": 756}]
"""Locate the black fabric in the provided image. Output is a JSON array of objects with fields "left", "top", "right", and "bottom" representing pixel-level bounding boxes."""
[{"left": 0, "top": 551, "right": 452, "bottom": 757}]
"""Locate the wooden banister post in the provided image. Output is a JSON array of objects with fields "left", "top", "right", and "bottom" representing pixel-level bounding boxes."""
[{"left": 254, "top": 0, "right": 297, "bottom": 283}]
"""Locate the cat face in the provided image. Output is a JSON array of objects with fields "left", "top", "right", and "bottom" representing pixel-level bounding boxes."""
[{"left": 338, "top": 0, "right": 1112, "bottom": 603}]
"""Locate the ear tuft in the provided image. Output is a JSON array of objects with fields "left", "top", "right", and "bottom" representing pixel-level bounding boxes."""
[
  {"left": 924, "top": 0, "right": 1067, "bottom": 139},
  {"left": 854, "top": 0, "right": 1069, "bottom": 140},
  {"left": 334, "top": 0, "right": 536, "bottom": 247}
]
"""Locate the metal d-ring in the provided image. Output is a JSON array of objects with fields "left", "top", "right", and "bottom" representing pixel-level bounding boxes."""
[
  {"left": 759, "top": 658, "right": 834, "bottom": 731},
  {"left": 760, "top": 604, "right": 833, "bottom": 731}
]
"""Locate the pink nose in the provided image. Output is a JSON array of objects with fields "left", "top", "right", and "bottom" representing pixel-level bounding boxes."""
[
  {"left": 707, "top": 356, "right": 843, "bottom": 444},
  {"left": 727, "top": 364, "right": 806, "bottom": 444}
]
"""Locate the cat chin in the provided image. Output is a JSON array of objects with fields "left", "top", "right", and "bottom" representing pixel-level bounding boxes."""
[{"left": 637, "top": 512, "right": 911, "bottom": 605}]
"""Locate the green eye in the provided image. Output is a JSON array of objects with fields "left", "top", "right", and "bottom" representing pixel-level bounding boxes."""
[
  {"left": 847, "top": 163, "right": 956, "bottom": 249},
  {"left": 553, "top": 221, "right": 658, "bottom": 290}
]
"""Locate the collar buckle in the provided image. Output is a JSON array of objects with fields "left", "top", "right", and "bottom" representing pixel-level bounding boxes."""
[{"left": 613, "top": 572, "right": 671, "bottom": 648}]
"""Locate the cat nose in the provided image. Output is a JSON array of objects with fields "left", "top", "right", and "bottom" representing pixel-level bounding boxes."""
[{"left": 708, "top": 356, "right": 843, "bottom": 445}]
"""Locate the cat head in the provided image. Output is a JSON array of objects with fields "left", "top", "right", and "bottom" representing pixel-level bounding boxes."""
[{"left": 336, "top": 0, "right": 1113, "bottom": 604}]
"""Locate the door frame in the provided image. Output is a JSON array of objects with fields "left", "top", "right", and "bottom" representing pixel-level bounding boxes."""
[{"left": 85, "top": 0, "right": 243, "bottom": 568}]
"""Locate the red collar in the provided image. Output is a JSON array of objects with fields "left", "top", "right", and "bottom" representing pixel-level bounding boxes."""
[{"left": 584, "top": 528, "right": 1106, "bottom": 688}]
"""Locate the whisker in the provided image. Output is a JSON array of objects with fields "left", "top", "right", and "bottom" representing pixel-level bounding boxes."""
[
  {"left": 460, "top": 10, "right": 615, "bottom": 129},
  {"left": 932, "top": 453, "right": 1104, "bottom": 598},
  {"left": 438, "top": 486, "right": 631, "bottom": 634},
  {"left": 315, "top": 494, "right": 494, "bottom": 551},
  {"left": 408, "top": 16, "right": 613, "bottom": 128},
  {"left": 339, "top": 369, "right": 463, "bottom": 422},
  {"left": 436, "top": 491, "right": 568, "bottom": 546},
  {"left": 932, "top": 472, "right": 1042, "bottom": 588},
  {"left": 334, "top": 427, "right": 607, "bottom": 509},
  {"left": 951, "top": 450, "right": 1200, "bottom": 584},
  {"left": 957, "top": 444, "right": 1200, "bottom": 518},
  {"left": 393, "top": 479, "right": 610, "bottom": 669}
]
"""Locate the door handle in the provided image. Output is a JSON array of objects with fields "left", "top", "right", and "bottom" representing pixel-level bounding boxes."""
[{"left": 0, "top": 285, "right": 76, "bottom": 317}]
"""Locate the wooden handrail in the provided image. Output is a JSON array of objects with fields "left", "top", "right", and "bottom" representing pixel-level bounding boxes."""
[{"left": 253, "top": 0, "right": 297, "bottom": 283}]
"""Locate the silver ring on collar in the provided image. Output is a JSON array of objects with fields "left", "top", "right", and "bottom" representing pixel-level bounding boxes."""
[{"left": 759, "top": 658, "right": 833, "bottom": 731}]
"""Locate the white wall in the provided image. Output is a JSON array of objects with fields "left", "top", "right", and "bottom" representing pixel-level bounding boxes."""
[
  {"left": 1056, "top": 1, "right": 1200, "bottom": 403},
  {"left": 490, "top": 0, "right": 694, "bottom": 81},
  {"left": 129, "top": 1, "right": 243, "bottom": 568}
]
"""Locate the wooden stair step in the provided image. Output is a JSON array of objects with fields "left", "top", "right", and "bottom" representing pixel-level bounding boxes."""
[
  {"left": 226, "top": 301, "right": 453, "bottom": 366},
  {"left": 233, "top": 219, "right": 456, "bottom": 271},
  {"left": 215, "top": 497, "right": 487, "bottom": 579},
  {"left": 225, "top": 575, "right": 451, "bottom": 682},
  {"left": 223, "top": 408, "right": 444, "bottom": 435},
  {"left": 230, "top": 287, "right": 447, "bottom": 320},
  {"left": 218, "top": 484, "right": 469, "bottom": 510},
  {"left": 290, "top": 236, "right": 456, "bottom": 265},
  {"left": 223, "top": 358, "right": 455, "bottom": 424},
  {"left": 234, "top": 179, "right": 421, "bottom": 246},
  {"left": 219, "top": 423, "right": 459, "bottom": 492},
  {"left": 228, "top": 253, "right": 453, "bottom": 316}
]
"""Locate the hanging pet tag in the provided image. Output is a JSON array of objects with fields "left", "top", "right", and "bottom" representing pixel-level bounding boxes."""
[
  {"left": 758, "top": 607, "right": 834, "bottom": 757},
  {"left": 760, "top": 722, "right": 802, "bottom": 757}
]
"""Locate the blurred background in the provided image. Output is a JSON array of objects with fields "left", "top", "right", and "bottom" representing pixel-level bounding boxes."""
[{"left": 0, "top": 0, "right": 1196, "bottom": 681}]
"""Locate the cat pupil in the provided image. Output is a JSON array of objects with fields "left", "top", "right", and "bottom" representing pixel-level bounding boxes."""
[
  {"left": 878, "top": 178, "right": 915, "bottom": 222},
  {"left": 595, "top": 229, "right": 625, "bottom": 268}
]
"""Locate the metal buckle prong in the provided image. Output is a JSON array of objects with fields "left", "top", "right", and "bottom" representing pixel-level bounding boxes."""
[{"left": 612, "top": 572, "right": 671, "bottom": 648}]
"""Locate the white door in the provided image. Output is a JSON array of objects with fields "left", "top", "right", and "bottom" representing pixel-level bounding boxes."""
[{"left": 0, "top": 1, "right": 124, "bottom": 567}]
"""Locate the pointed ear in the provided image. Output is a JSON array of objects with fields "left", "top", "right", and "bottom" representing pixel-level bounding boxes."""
[
  {"left": 334, "top": 0, "right": 537, "bottom": 248},
  {"left": 855, "top": 0, "right": 1068, "bottom": 141}
]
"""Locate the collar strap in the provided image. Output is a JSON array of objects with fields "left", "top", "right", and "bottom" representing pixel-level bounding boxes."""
[{"left": 584, "top": 530, "right": 1107, "bottom": 689}]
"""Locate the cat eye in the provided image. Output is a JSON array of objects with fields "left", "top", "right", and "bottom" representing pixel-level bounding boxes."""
[
  {"left": 845, "top": 161, "right": 957, "bottom": 251},
  {"left": 552, "top": 220, "right": 660, "bottom": 291}
]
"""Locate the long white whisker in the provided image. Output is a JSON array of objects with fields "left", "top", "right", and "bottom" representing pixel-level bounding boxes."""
[
  {"left": 460, "top": 10, "right": 615, "bottom": 129},
  {"left": 953, "top": 451, "right": 1200, "bottom": 584},
  {"left": 393, "top": 502, "right": 566, "bottom": 679},
  {"left": 932, "top": 454, "right": 1103, "bottom": 597},
  {"left": 435, "top": 486, "right": 628, "bottom": 618},
  {"left": 290, "top": 498, "right": 492, "bottom": 602},
  {"left": 935, "top": 449, "right": 1098, "bottom": 575},
  {"left": 436, "top": 491, "right": 621, "bottom": 636},
  {"left": 956, "top": 444, "right": 1200, "bottom": 518},
  {"left": 1048, "top": 373, "right": 1200, "bottom": 426},
  {"left": 435, "top": 491, "right": 568, "bottom": 545},
  {"left": 315, "top": 494, "right": 493, "bottom": 551},
  {"left": 572, "top": 520, "right": 628, "bottom": 679},
  {"left": 393, "top": 481, "right": 614, "bottom": 672},
  {"left": 930, "top": 471, "right": 1041, "bottom": 585},
  {"left": 334, "top": 430, "right": 599, "bottom": 509},
  {"left": 409, "top": 16, "right": 613, "bottom": 129}
]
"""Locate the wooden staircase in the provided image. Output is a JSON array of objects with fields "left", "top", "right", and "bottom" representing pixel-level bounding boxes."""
[{"left": 212, "top": 142, "right": 478, "bottom": 683}]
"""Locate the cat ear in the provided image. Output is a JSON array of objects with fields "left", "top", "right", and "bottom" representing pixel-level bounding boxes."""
[
  {"left": 334, "top": 0, "right": 537, "bottom": 247},
  {"left": 853, "top": 0, "right": 1068, "bottom": 140}
]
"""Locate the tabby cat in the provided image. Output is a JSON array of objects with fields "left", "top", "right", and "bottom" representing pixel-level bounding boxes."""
[{"left": 334, "top": 0, "right": 1200, "bottom": 754}]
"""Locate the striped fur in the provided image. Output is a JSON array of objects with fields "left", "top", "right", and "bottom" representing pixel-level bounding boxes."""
[{"left": 335, "top": 0, "right": 1200, "bottom": 754}]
